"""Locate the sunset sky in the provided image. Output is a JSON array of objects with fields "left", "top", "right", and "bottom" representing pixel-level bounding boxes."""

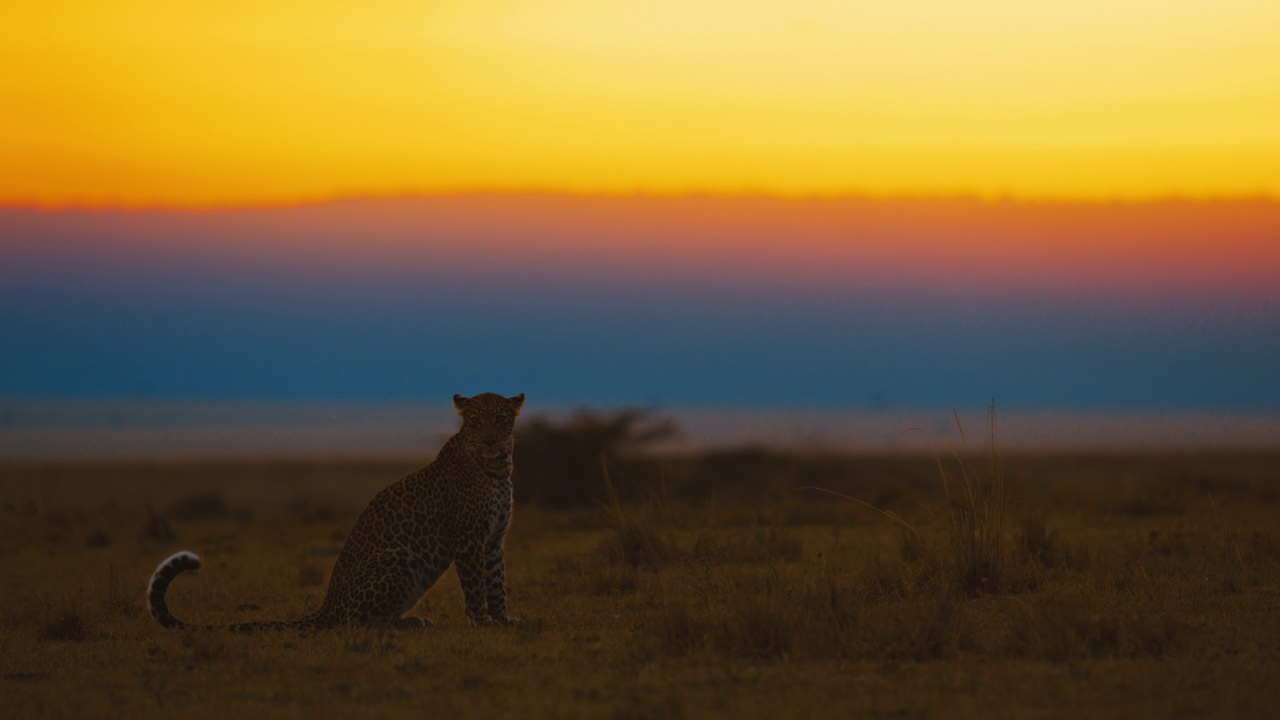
[
  {"left": 2, "top": 3, "right": 1278, "bottom": 413},
  {"left": 4, "top": 1, "right": 1280, "bottom": 205}
]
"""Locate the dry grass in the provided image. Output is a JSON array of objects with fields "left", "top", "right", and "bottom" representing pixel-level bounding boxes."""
[
  {"left": 2, "top": 450, "right": 1280, "bottom": 719},
  {"left": 933, "top": 411, "right": 1008, "bottom": 597},
  {"left": 596, "top": 460, "right": 677, "bottom": 570}
]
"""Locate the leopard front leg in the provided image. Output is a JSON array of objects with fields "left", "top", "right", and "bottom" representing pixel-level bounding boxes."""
[
  {"left": 454, "top": 545, "right": 491, "bottom": 625},
  {"left": 483, "top": 539, "right": 510, "bottom": 624}
]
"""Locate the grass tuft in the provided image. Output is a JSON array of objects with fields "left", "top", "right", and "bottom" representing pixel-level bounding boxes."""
[{"left": 37, "top": 600, "right": 93, "bottom": 643}]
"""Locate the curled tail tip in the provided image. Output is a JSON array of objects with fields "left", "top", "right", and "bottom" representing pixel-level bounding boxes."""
[
  {"left": 148, "top": 550, "right": 202, "bottom": 629},
  {"left": 160, "top": 550, "right": 202, "bottom": 569},
  {"left": 149, "top": 550, "right": 202, "bottom": 591}
]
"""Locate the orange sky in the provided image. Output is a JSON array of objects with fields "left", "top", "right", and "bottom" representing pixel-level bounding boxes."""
[
  {"left": 3, "top": 1, "right": 1280, "bottom": 207},
  {"left": 7, "top": 196, "right": 1274, "bottom": 305}
]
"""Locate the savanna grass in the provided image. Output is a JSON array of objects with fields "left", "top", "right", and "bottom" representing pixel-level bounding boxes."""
[{"left": 4, "top": 448, "right": 1280, "bottom": 719}]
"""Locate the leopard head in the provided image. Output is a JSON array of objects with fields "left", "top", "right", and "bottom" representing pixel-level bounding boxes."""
[{"left": 453, "top": 392, "right": 524, "bottom": 475}]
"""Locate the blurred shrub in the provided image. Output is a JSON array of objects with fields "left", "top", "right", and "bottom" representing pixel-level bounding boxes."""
[
  {"left": 165, "top": 491, "right": 252, "bottom": 525},
  {"left": 677, "top": 447, "right": 798, "bottom": 505},
  {"left": 165, "top": 492, "right": 233, "bottom": 521},
  {"left": 514, "top": 409, "right": 678, "bottom": 508}
]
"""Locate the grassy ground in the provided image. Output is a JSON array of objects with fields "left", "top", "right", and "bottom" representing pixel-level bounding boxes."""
[{"left": 1, "top": 450, "right": 1279, "bottom": 719}]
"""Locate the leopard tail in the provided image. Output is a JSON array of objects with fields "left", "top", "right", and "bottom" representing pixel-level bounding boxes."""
[
  {"left": 147, "top": 551, "right": 202, "bottom": 629},
  {"left": 147, "top": 551, "right": 325, "bottom": 632}
]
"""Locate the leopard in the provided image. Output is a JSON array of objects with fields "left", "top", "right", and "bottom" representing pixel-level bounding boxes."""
[{"left": 147, "top": 392, "right": 525, "bottom": 631}]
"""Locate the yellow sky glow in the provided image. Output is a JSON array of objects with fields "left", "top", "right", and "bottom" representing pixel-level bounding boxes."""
[{"left": 3, "top": 1, "right": 1279, "bottom": 207}]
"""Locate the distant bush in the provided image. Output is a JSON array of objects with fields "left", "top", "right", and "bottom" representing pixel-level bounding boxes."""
[{"left": 514, "top": 409, "right": 677, "bottom": 508}]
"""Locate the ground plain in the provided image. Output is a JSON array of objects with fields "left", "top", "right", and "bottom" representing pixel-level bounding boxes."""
[{"left": 1, "top": 446, "right": 1278, "bottom": 719}]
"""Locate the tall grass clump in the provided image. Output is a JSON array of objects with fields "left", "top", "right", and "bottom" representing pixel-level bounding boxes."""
[
  {"left": 801, "top": 406, "right": 1012, "bottom": 598},
  {"left": 596, "top": 459, "right": 675, "bottom": 569},
  {"left": 936, "top": 407, "right": 1008, "bottom": 597}
]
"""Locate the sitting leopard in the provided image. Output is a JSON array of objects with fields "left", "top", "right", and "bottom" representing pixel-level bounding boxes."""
[{"left": 147, "top": 392, "right": 525, "bottom": 630}]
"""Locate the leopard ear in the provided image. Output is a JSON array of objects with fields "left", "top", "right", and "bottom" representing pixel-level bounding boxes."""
[
  {"left": 453, "top": 394, "right": 470, "bottom": 413},
  {"left": 508, "top": 393, "right": 525, "bottom": 413}
]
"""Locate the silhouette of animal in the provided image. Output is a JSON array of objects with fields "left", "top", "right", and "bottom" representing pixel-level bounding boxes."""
[{"left": 147, "top": 392, "right": 525, "bottom": 630}]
